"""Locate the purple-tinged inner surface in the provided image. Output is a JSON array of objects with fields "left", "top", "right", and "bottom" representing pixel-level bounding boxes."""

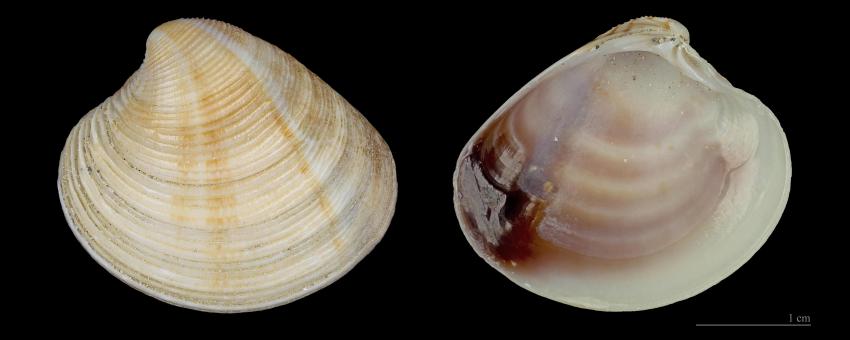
[{"left": 456, "top": 51, "right": 731, "bottom": 265}]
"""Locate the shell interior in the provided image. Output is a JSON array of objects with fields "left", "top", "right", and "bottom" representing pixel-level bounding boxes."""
[{"left": 453, "top": 17, "right": 790, "bottom": 311}]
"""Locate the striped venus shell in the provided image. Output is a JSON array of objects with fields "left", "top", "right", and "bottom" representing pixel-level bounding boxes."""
[
  {"left": 453, "top": 17, "right": 791, "bottom": 310},
  {"left": 58, "top": 19, "right": 397, "bottom": 312}
]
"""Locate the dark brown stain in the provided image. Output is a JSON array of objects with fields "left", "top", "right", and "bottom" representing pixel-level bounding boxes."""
[
  {"left": 458, "top": 140, "right": 549, "bottom": 265},
  {"left": 495, "top": 189, "right": 547, "bottom": 262}
]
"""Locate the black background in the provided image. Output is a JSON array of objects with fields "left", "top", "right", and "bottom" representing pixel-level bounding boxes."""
[{"left": 30, "top": 3, "right": 824, "bottom": 329}]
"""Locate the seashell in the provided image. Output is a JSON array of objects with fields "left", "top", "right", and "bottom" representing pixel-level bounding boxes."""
[
  {"left": 453, "top": 17, "right": 790, "bottom": 311},
  {"left": 58, "top": 19, "right": 397, "bottom": 312}
]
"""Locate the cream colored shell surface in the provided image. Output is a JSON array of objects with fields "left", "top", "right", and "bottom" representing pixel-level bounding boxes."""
[{"left": 58, "top": 19, "right": 397, "bottom": 312}]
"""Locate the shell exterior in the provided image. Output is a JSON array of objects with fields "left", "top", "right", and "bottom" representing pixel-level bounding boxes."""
[
  {"left": 58, "top": 19, "right": 397, "bottom": 312},
  {"left": 453, "top": 17, "right": 790, "bottom": 311}
]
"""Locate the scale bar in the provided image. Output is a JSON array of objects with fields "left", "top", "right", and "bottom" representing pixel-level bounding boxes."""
[{"left": 696, "top": 324, "right": 811, "bottom": 327}]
